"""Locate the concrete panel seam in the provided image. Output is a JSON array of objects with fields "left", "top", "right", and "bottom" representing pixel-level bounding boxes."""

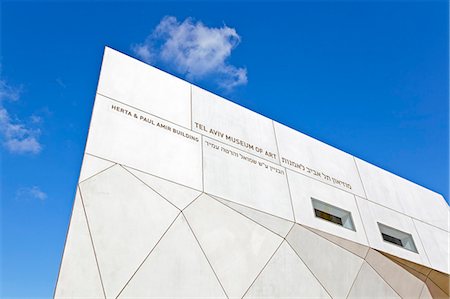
[
  {"left": 209, "top": 193, "right": 295, "bottom": 223},
  {"left": 368, "top": 199, "right": 449, "bottom": 233},
  {"left": 411, "top": 220, "right": 433, "bottom": 268},
  {"left": 115, "top": 213, "right": 181, "bottom": 299},
  {"left": 182, "top": 212, "right": 230, "bottom": 299},
  {"left": 301, "top": 224, "right": 368, "bottom": 261},
  {"left": 424, "top": 277, "right": 449, "bottom": 296},
  {"left": 284, "top": 160, "right": 297, "bottom": 222},
  {"left": 120, "top": 165, "right": 181, "bottom": 212},
  {"left": 364, "top": 259, "right": 405, "bottom": 299},
  {"left": 78, "top": 162, "right": 117, "bottom": 185},
  {"left": 84, "top": 152, "right": 203, "bottom": 193},
  {"left": 418, "top": 282, "right": 427, "bottom": 299},
  {"left": 181, "top": 192, "right": 204, "bottom": 212},
  {"left": 271, "top": 120, "right": 281, "bottom": 165},
  {"left": 52, "top": 188, "right": 86, "bottom": 299},
  {"left": 78, "top": 185, "right": 107, "bottom": 299},
  {"left": 240, "top": 239, "right": 285, "bottom": 299},
  {"left": 353, "top": 156, "right": 369, "bottom": 200},
  {"left": 354, "top": 195, "right": 371, "bottom": 248},
  {"left": 344, "top": 261, "right": 365, "bottom": 299},
  {"left": 285, "top": 235, "right": 334, "bottom": 299},
  {"left": 211, "top": 195, "right": 289, "bottom": 239}
]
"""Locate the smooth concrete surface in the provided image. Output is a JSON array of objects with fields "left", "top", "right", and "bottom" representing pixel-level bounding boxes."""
[
  {"left": 124, "top": 166, "right": 202, "bottom": 210},
  {"left": 78, "top": 154, "right": 115, "bottom": 183},
  {"left": 413, "top": 220, "right": 450, "bottom": 274},
  {"left": 183, "top": 194, "right": 283, "bottom": 299},
  {"left": 287, "top": 224, "right": 364, "bottom": 298},
  {"left": 306, "top": 225, "right": 370, "bottom": 259},
  {"left": 85, "top": 94, "right": 203, "bottom": 190},
  {"left": 192, "top": 86, "right": 279, "bottom": 163},
  {"left": 79, "top": 165, "right": 180, "bottom": 298},
  {"left": 365, "top": 249, "right": 425, "bottom": 298},
  {"left": 274, "top": 121, "right": 366, "bottom": 198},
  {"left": 356, "top": 197, "right": 430, "bottom": 267},
  {"left": 347, "top": 262, "right": 400, "bottom": 299},
  {"left": 55, "top": 47, "right": 449, "bottom": 298},
  {"left": 212, "top": 195, "right": 294, "bottom": 238},
  {"left": 98, "top": 47, "right": 191, "bottom": 128},
  {"left": 202, "top": 136, "right": 294, "bottom": 221},
  {"left": 54, "top": 191, "right": 104, "bottom": 298},
  {"left": 118, "top": 214, "right": 226, "bottom": 298},
  {"left": 244, "top": 241, "right": 331, "bottom": 298},
  {"left": 355, "top": 158, "right": 449, "bottom": 232},
  {"left": 288, "top": 170, "right": 369, "bottom": 246}
]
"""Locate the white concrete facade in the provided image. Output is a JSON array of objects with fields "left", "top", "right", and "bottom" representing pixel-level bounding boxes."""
[{"left": 55, "top": 47, "right": 449, "bottom": 299}]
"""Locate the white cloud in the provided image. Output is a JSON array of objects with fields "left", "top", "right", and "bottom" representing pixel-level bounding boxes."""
[
  {"left": 0, "top": 79, "right": 42, "bottom": 155},
  {"left": 0, "top": 79, "right": 22, "bottom": 101},
  {"left": 16, "top": 186, "right": 47, "bottom": 201},
  {"left": 132, "top": 16, "right": 247, "bottom": 90}
]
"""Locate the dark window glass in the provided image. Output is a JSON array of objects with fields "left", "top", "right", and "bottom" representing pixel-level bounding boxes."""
[
  {"left": 314, "top": 209, "right": 343, "bottom": 226},
  {"left": 382, "top": 233, "right": 403, "bottom": 247}
]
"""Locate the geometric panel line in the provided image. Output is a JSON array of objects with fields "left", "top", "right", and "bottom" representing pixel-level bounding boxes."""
[
  {"left": 211, "top": 194, "right": 294, "bottom": 238},
  {"left": 379, "top": 250, "right": 450, "bottom": 296},
  {"left": 303, "top": 225, "right": 369, "bottom": 259},
  {"left": 78, "top": 185, "right": 107, "bottom": 299},
  {"left": 123, "top": 166, "right": 203, "bottom": 211},
  {"left": 85, "top": 152, "right": 204, "bottom": 194},
  {"left": 240, "top": 240, "right": 287, "bottom": 298},
  {"left": 365, "top": 262, "right": 402, "bottom": 299},
  {"left": 285, "top": 240, "right": 334, "bottom": 299},
  {"left": 78, "top": 153, "right": 116, "bottom": 184},
  {"left": 121, "top": 165, "right": 180, "bottom": 211},
  {"left": 79, "top": 164, "right": 180, "bottom": 298},
  {"left": 115, "top": 212, "right": 181, "bottom": 298},
  {"left": 344, "top": 261, "right": 365, "bottom": 299},
  {"left": 210, "top": 193, "right": 295, "bottom": 222},
  {"left": 183, "top": 194, "right": 283, "bottom": 298},
  {"left": 286, "top": 224, "right": 364, "bottom": 298},
  {"left": 182, "top": 209, "right": 230, "bottom": 298}
]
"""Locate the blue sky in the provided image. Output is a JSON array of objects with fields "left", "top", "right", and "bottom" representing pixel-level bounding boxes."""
[{"left": 1, "top": 1, "right": 448, "bottom": 297}]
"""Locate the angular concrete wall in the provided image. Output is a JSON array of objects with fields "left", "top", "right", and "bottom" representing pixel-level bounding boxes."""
[{"left": 55, "top": 47, "right": 449, "bottom": 299}]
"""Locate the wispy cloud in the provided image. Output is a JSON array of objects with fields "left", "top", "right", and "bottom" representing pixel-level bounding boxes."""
[
  {"left": 0, "top": 78, "right": 43, "bottom": 154},
  {"left": 16, "top": 186, "right": 48, "bottom": 201},
  {"left": 132, "top": 16, "right": 247, "bottom": 90},
  {"left": 55, "top": 78, "right": 66, "bottom": 88}
]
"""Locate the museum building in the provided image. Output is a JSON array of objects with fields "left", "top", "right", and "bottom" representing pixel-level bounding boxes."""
[{"left": 54, "top": 47, "right": 450, "bottom": 299}]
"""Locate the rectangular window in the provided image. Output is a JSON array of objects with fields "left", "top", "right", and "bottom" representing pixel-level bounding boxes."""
[
  {"left": 311, "top": 198, "right": 355, "bottom": 231},
  {"left": 378, "top": 223, "right": 418, "bottom": 253}
]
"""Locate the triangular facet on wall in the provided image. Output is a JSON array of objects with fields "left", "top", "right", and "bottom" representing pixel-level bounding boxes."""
[
  {"left": 380, "top": 250, "right": 450, "bottom": 296},
  {"left": 79, "top": 165, "right": 180, "bottom": 298},
  {"left": 424, "top": 278, "right": 449, "bottom": 299},
  {"left": 183, "top": 194, "right": 283, "bottom": 299},
  {"left": 286, "top": 224, "right": 364, "bottom": 298},
  {"left": 118, "top": 214, "right": 226, "bottom": 298},
  {"left": 244, "top": 241, "right": 331, "bottom": 298},
  {"left": 428, "top": 270, "right": 450, "bottom": 296},
  {"left": 304, "top": 225, "right": 369, "bottom": 258},
  {"left": 347, "top": 262, "right": 400, "bottom": 298},
  {"left": 380, "top": 251, "right": 432, "bottom": 278},
  {"left": 212, "top": 195, "right": 294, "bottom": 238},
  {"left": 79, "top": 154, "right": 115, "bottom": 183},
  {"left": 54, "top": 190, "right": 105, "bottom": 299},
  {"left": 365, "top": 249, "right": 424, "bottom": 298},
  {"left": 124, "top": 166, "right": 202, "bottom": 210}
]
